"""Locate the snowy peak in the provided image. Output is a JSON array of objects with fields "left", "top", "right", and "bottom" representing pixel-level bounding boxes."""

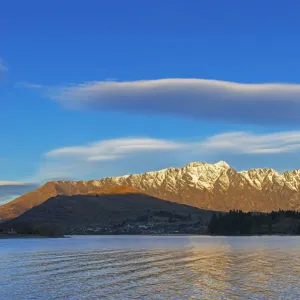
[
  {"left": 213, "top": 160, "right": 231, "bottom": 169},
  {"left": 184, "top": 160, "right": 230, "bottom": 171}
]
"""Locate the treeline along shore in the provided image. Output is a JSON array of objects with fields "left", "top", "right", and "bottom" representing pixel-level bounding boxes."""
[{"left": 208, "top": 210, "right": 300, "bottom": 235}]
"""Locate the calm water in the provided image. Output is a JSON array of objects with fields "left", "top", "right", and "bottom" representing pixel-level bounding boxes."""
[{"left": 0, "top": 236, "right": 300, "bottom": 299}]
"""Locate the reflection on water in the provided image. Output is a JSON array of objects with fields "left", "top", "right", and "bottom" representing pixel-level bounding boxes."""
[{"left": 1, "top": 236, "right": 300, "bottom": 299}]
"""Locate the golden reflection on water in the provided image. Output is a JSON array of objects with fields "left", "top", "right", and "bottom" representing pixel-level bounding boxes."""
[
  {"left": 1, "top": 236, "right": 300, "bottom": 299},
  {"left": 178, "top": 237, "right": 300, "bottom": 299}
]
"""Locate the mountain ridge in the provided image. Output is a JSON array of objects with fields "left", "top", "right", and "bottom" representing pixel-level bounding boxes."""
[{"left": 1, "top": 161, "right": 300, "bottom": 222}]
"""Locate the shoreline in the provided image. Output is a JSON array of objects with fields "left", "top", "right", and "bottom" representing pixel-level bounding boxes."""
[
  {"left": 0, "top": 234, "right": 65, "bottom": 239},
  {"left": 1, "top": 233, "right": 299, "bottom": 239}
]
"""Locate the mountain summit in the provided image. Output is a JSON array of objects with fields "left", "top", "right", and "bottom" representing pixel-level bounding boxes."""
[{"left": 1, "top": 161, "right": 300, "bottom": 222}]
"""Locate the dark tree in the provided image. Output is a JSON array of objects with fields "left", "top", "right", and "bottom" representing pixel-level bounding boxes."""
[{"left": 208, "top": 213, "right": 219, "bottom": 234}]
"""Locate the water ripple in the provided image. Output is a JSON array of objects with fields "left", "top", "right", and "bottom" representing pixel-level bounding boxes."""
[{"left": 1, "top": 236, "right": 300, "bottom": 299}]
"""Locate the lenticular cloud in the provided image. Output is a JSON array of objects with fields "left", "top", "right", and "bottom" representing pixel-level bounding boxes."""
[{"left": 50, "top": 78, "right": 300, "bottom": 125}]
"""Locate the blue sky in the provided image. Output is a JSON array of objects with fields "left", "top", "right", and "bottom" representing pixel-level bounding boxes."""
[{"left": 1, "top": 0, "right": 300, "bottom": 203}]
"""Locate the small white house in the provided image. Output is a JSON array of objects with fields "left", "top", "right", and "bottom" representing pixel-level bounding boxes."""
[{"left": 7, "top": 228, "right": 17, "bottom": 235}]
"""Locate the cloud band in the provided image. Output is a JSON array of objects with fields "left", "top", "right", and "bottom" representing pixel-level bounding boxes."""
[{"left": 49, "top": 78, "right": 300, "bottom": 124}]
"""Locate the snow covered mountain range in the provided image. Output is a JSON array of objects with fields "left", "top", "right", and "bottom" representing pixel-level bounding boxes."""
[{"left": 1, "top": 161, "right": 300, "bottom": 222}]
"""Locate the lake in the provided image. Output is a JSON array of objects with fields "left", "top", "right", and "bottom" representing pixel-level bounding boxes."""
[{"left": 1, "top": 236, "right": 300, "bottom": 299}]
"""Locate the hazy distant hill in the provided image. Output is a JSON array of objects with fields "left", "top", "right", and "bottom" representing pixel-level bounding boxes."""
[{"left": 2, "top": 161, "right": 300, "bottom": 223}]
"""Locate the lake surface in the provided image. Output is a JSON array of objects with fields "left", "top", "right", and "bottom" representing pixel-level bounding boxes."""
[{"left": 1, "top": 236, "right": 300, "bottom": 299}]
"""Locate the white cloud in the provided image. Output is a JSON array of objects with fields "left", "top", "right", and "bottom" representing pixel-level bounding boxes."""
[
  {"left": 0, "top": 181, "right": 27, "bottom": 186},
  {"left": 46, "top": 137, "right": 185, "bottom": 161},
  {"left": 47, "top": 78, "right": 300, "bottom": 124},
  {"left": 43, "top": 132, "right": 300, "bottom": 168},
  {"left": 200, "top": 131, "right": 300, "bottom": 154},
  {"left": 23, "top": 137, "right": 186, "bottom": 182}
]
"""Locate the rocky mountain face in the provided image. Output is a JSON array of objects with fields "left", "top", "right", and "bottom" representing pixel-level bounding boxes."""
[{"left": 1, "top": 161, "right": 300, "bottom": 222}]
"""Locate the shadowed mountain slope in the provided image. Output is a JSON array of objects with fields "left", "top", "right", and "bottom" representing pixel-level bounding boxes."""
[{"left": 2, "top": 187, "right": 213, "bottom": 232}]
